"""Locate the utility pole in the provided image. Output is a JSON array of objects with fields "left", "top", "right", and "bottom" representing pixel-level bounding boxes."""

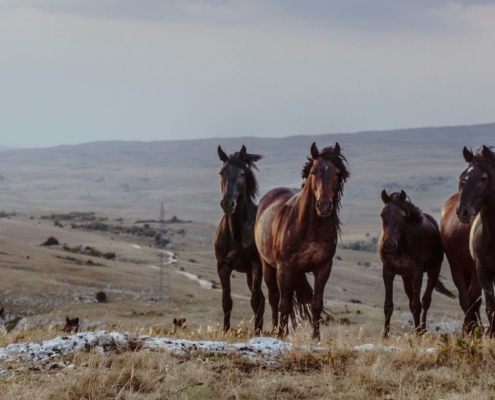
[{"left": 154, "top": 203, "right": 175, "bottom": 301}]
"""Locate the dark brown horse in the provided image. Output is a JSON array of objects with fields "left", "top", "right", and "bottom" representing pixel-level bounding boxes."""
[
  {"left": 255, "top": 143, "right": 349, "bottom": 339},
  {"left": 214, "top": 145, "right": 265, "bottom": 334},
  {"left": 440, "top": 192, "right": 482, "bottom": 334},
  {"left": 380, "top": 190, "right": 455, "bottom": 338},
  {"left": 62, "top": 317, "right": 79, "bottom": 334},
  {"left": 456, "top": 146, "right": 495, "bottom": 335}
]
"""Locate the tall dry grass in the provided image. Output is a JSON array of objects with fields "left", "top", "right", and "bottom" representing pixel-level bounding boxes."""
[{"left": 1, "top": 321, "right": 494, "bottom": 399}]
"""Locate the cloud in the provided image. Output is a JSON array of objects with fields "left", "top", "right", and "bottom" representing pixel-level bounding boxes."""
[{"left": 2, "top": 1, "right": 495, "bottom": 31}]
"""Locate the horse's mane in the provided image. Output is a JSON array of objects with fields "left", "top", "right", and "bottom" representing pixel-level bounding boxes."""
[
  {"left": 225, "top": 151, "right": 262, "bottom": 203},
  {"left": 301, "top": 146, "right": 350, "bottom": 232},
  {"left": 387, "top": 192, "right": 423, "bottom": 223},
  {"left": 469, "top": 146, "right": 495, "bottom": 179}
]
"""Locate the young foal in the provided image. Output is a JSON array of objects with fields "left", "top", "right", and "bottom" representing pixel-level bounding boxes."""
[
  {"left": 380, "top": 190, "right": 455, "bottom": 338},
  {"left": 457, "top": 146, "right": 495, "bottom": 335},
  {"left": 255, "top": 143, "right": 349, "bottom": 339},
  {"left": 215, "top": 145, "right": 265, "bottom": 333}
]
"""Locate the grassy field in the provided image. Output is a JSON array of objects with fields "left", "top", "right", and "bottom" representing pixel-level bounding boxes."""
[{"left": 1, "top": 321, "right": 494, "bottom": 399}]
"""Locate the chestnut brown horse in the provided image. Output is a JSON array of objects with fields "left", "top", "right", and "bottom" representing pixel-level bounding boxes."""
[
  {"left": 215, "top": 145, "right": 265, "bottom": 334},
  {"left": 456, "top": 146, "right": 495, "bottom": 335},
  {"left": 255, "top": 143, "right": 349, "bottom": 339},
  {"left": 440, "top": 191, "right": 482, "bottom": 334},
  {"left": 380, "top": 190, "right": 455, "bottom": 338}
]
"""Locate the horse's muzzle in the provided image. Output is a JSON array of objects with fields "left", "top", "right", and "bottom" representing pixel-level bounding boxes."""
[
  {"left": 316, "top": 200, "right": 333, "bottom": 217},
  {"left": 456, "top": 205, "right": 475, "bottom": 224},
  {"left": 221, "top": 199, "right": 236, "bottom": 214}
]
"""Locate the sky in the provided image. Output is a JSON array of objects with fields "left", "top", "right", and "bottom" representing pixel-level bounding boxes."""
[{"left": 1, "top": 0, "right": 495, "bottom": 148}]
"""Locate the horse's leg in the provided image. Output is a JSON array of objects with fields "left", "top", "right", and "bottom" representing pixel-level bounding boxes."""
[
  {"left": 477, "top": 267, "right": 495, "bottom": 337},
  {"left": 449, "top": 259, "right": 472, "bottom": 334},
  {"left": 217, "top": 262, "right": 233, "bottom": 332},
  {"left": 409, "top": 273, "right": 424, "bottom": 334},
  {"left": 250, "top": 261, "right": 265, "bottom": 335},
  {"left": 311, "top": 262, "right": 332, "bottom": 340},
  {"left": 262, "top": 259, "right": 279, "bottom": 334},
  {"left": 383, "top": 267, "right": 395, "bottom": 339},
  {"left": 468, "top": 272, "right": 483, "bottom": 332},
  {"left": 277, "top": 268, "right": 297, "bottom": 337},
  {"left": 421, "top": 264, "right": 441, "bottom": 334}
]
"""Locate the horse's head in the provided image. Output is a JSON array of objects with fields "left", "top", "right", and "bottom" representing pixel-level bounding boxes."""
[
  {"left": 457, "top": 146, "right": 494, "bottom": 223},
  {"left": 380, "top": 190, "right": 409, "bottom": 253},
  {"left": 305, "top": 142, "right": 348, "bottom": 217},
  {"left": 217, "top": 145, "right": 261, "bottom": 214}
]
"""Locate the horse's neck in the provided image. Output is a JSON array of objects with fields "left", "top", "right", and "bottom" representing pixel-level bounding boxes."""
[
  {"left": 295, "top": 179, "right": 328, "bottom": 235},
  {"left": 226, "top": 190, "right": 252, "bottom": 242}
]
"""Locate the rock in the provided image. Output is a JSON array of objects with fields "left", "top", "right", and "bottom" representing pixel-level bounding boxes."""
[{"left": 41, "top": 237, "right": 59, "bottom": 246}]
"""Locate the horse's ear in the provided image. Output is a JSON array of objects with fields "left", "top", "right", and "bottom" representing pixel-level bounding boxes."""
[
  {"left": 381, "top": 190, "right": 390, "bottom": 204},
  {"left": 218, "top": 146, "right": 229, "bottom": 162},
  {"left": 173, "top": 318, "right": 177, "bottom": 324},
  {"left": 75, "top": 318, "right": 79, "bottom": 324},
  {"left": 334, "top": 142, "right": 340, "bottom": 155},
  {"left": 463, "top": 146, "right": 473, "bottom": 163},
  {"left": 399, "top": 190, "right": 407, "bottom": 202},
  {"left": 239, "top": 145, "right": 247, "bottom": 161},
  {"left": 66, "top": 317, "right": 69, "bottom": 322},
  {"left": 482, "top": 145, "right": 492, "bottom": 159},
  {"left": 310, "top": 142, "right": 319, "bottom": 159}
]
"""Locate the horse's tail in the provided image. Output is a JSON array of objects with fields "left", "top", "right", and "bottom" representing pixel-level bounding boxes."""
[
  {"left": 291, "top": 274, "right": 334, "bottom": 327},
  {"left": 435, "top": 275, "right": 456, "bottom": 299}
]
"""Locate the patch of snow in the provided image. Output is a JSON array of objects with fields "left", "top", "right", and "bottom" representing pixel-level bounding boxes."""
[
  {"left": 331, "top": 286, "right": 344, "bottom": 293},
  {"left": 0, "top": 331, "right": 295, "bottom": 365},
  {"left": 176, "top": 271, "right": 213, "bottom": 289},
  {"left": 428, "top": 322, "right": 463, "bottom": 334},
  {"left": 131, "top": 244, "right": 141, "bottom": 249},
  {"left": 174, "top": 271, "right": 250, "bottom": 300},
  {"left": 353, "top": 344, "right": 400, "bottom": 352}
]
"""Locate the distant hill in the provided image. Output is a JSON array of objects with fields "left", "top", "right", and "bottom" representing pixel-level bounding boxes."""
[{"left": 0, "top": 122, "right": 493, "bottom": 239}]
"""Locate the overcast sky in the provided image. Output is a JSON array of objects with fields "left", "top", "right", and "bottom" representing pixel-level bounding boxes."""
[{"left": 1, "top": 1, "right": 494, "bottom": 148}]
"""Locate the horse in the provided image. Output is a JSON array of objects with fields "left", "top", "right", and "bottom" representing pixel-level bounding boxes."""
[
  {"left": 255, "top": 142, "right": 348, "bottom": 339},
  {"left": 440, "top": 192, "right": 482, "bottom": 334},
  {"left": 379, "top": 190, "right": 455, "bottom": 338},
  {"left": 173, "top": 317, "right": 187, "bottom": 329},
  {"left": 62, "top": 317, "right": 79, "bottom": 334},
  {"left": 214, "top": 145, "right": 265, "bottom": 334},
  {"left": 456, "top": 145, "right": 495, "bottom": 335}
]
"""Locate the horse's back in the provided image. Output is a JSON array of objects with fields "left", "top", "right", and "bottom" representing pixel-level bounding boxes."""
[{"left": 440, "top": 193, "right": 475, "bottom": 273}]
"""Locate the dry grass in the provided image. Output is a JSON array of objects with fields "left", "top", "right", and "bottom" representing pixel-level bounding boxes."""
[{"left": 1, "top": 322, "right": 495, "bottom": 399}]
